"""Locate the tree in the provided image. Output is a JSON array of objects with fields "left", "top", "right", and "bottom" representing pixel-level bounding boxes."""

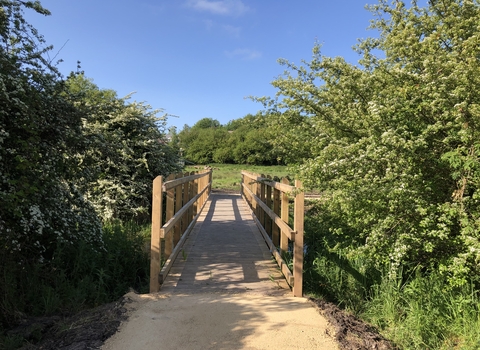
[
  {"left": 262, "top": 0, "right": 480, "bottom": 285},
  {"left": 192, "top": 117, "right": 221, "bottom": 129},
  {"left": 66, "top": 74, "right": 180, "bottom": 222},
  {"left": 0, "top": 1, "right": 102, "bottom": 325},
  {"left": 0, "top": 0, "right": 102, "bottom": 263}
]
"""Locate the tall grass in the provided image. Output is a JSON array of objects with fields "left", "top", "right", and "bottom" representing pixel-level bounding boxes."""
[
  {"left": 0, "top": 221, "right": 150, "bottom": 334},
  {"left": 364, "top": 270, "right": 480, "bottom": 349},
  {"left": 185, "top": 164, "right": 291, "bottom": 191},
  {"left": 303, "top": 203, "right": 480, "bottom": 349}
]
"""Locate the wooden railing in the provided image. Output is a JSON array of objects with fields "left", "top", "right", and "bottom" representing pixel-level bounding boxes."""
[
  {"left": 150, "top": 170, "right": 212, "bottom": 292},
  {"left": 240, "top": 171, "right": 304, "bottom": 297}
]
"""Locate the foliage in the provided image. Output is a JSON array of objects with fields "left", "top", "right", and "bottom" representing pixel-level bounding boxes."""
[
  {"left": 0, "top": 0, "right": 103, "bottom": 299},
  {"left": 179, "top": 113, "right": 283, "bottom": 165},
  {"left": 0, "top": 220, "right": 149, "bottom": 331},
  {"left": 0, "top": 1, "right": 176, "bottom": 332},
  {"left": 364, "top": 269, "right": 480, "bottom": 349},
  {"left": 260, "top": 0, "right": 480, "bottom": 286},
  {"left": 66, "top": 74, "right": 180, "bottom": 222},
  {"left": 305, "top": 203, "right": 480, "bottom": 349},
  {"left": 185, "top": 163, "right": 290, "bottom": 191}
]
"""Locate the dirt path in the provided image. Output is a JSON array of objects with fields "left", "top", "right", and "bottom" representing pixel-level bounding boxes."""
[{"left": 102, "top": 291, "right": 338, "bottom": 350}]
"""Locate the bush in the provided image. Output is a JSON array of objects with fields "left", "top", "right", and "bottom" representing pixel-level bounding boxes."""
[{"left": 0, "top": 221, "right": 150, "bottom": 329}]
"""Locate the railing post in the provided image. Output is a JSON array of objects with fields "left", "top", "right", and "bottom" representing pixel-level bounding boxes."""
[
  {"left": 189, "top": 171, "right": 195, "bottom": 223},
  {"left": 273, "top": 183, "right": 280, "bottom": 247},
  {"left": 193, "top": 173, "right": 198, "bottom": 217},
  {"left": 266, "top": 175, "right": 272, "bottom": 241},
  {"left": 252, "top": 174, "right": 257, "bottom": 215},
  {"left": 165, "top": 174, "right": 175, "bottom": 260},
  {"left": 182, "top": 172, "right": 190, "bottom": 233},
  {"left": 209, "top": 169, "right": 213, "bottom": 195},
  {"left": 293, "top": 180, "right": 304, "bottom": 297},
  {"left": 260, "top": 174, "right": 266, "bottom": 231},
  {"left": 280, "top": 178, "right": 289, "bottom": 255},
  {"left": 150, "top": 175, "right": 163, "bottom": 293},
  {"left": 173, "top": 173, "right": 182, "bottom": 246}
]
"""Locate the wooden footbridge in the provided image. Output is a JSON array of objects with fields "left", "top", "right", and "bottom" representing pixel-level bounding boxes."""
[{"left": 149, "top": 170, "right": 304, "bottom": 297}]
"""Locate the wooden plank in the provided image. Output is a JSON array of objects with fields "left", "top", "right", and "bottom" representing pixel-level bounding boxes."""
[
  {"left": 173, "top": 173, "right": 182, "bottom": 245},
  {"left": 182, "top": 172, "right": 190, "bottom": 236},
  {"left": 273, "top": 186, "right": 280, "bottom": 247},
  {"left": 160, "top": 182, "right": 210, "bottom": 238},
  {"left": 242, "top": 183, "right": 296, "bottom": 241},
  {"left": 189, "top": 171, "right": 195, "bottom": 225},
  {"left": 241, "top": 171, "right": 295, "bottom": 193},
  {"left": 193, "top": 174, "right": 198, "bottom": 217},
  {"left": 165, "top": 174, "right": 175, "bottom": 260},
  {"left": 150, "top": 176, "right": 163, "bottom": 293},
  {"left": 293, "top": 179, "right": 304, "bottom": 297},
  {"left": 159, "top": 190, "right": 211, "bottom": 284},
  {"left": 162, "top": 172, "right": 210, "bottom": 191},
  {"left": 260, "top": 174, "right": 265, "bottom": 230},
  {"left": 280, "top": 178, "right": 290, "bottom": 254},
  {"left": 266, "top": 175, "right": 272, "bottom": 240},
  {"left": 247, "top": 200, "right": 295, "bottom": 287}
]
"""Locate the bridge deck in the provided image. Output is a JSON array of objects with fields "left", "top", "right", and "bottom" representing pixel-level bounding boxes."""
[{"left": 161, "top": 192, "right": 290, "bottom": 295}]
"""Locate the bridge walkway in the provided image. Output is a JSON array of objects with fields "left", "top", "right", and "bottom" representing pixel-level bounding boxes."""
[{"left": 160, "top": 192, "right": 290, "bottom": 295}]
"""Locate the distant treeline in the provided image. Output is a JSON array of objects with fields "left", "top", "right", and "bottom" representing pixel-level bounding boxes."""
[{"left": 170, "top": 114, "right": 286, "bottom": 165}]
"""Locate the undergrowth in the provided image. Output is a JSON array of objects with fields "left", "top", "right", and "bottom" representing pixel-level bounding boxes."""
[
  {"left": 304, "top": 201, "right": 480, "bottom": 349},
  {"left": 0, "top": 220, "right": 150, "bottom": 347}
]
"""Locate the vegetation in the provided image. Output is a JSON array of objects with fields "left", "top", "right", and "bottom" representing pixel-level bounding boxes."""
[
  {"left": 178, "top": 114, "right": 283, "bottom": 165},
  {"left": 2, "top": 0, "right": 480, "bottom": 348},
  {"left": 0, "top": 0, "right": 178, "bottom": 339},
  {"left": 258, "top": 0, "right": 480, "bottom": 348},
  {"left": 185, "top": 164, "right": 290, "bottom": 192}
]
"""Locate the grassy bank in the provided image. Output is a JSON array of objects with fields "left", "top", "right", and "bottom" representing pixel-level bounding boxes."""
[
  {"left": 303, "top": 205, "right": 480, "bottom": 349},
  {"left": 1, "top": 221, "right": 151, "bottom": 348},
  {"left": 185, "top": 164, "right": 292, "bottom": 191}
]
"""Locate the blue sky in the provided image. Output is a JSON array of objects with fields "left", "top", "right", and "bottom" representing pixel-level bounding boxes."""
[{"left": 25, "top": 1, "right": 375, "bottom": 130}]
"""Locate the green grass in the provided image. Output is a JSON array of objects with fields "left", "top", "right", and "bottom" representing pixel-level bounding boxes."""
[
  {"left": 363, "top": 270, "right": 480, "bottom": 349},
  {"left": 185, "top": 163, "right": 292, "bottom": 191}
]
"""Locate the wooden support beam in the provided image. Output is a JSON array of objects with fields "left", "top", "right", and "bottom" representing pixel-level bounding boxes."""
[
  {"left": 173, "top": 173, "right": 182, "bottom": 246},
  {"left": 293, "top": 179, "right": 304, "bottom": 297},
  {"left": 241, "top": 171, "right": 295, "bottom": 193},
  {"left": 280, "top": 178, "right": 290, "bottom": 255},
  {"left": 149, "top": 176, "right": 163, "bottom": 293},
  {"left": 164, "top": 174, "right": 175, "bottom": 260},
  {"left": 266, "top": 175, "right": 273, "bottom": 241},
  {"left": 160, "top": 183, "right": 209, "bottom": 238},
  {"left": 241, "top": 183, "right": 296, "bottom": 241},
  {"left": 273, "top": 185, "right": 280, "bottom": 247},
  {"left": 162, "top": 172, "right": 210, "bottom": 191}
]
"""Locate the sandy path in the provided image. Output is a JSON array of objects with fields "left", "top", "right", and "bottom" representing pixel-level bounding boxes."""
[{"left": 102, "top": 292, "right": 338, "bottom": 350}]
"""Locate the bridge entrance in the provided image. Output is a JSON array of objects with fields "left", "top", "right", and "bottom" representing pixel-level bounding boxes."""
[
  {"left": 161, "top": 193, "right": 290, "bottom": 294},
  {"left": 149, "top": 171, "right": 304, "bottom": 296}
]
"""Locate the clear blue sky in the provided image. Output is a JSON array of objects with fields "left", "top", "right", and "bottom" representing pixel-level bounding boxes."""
[{"left": 25, "top": 1, "right": 375, "bottom": 130}]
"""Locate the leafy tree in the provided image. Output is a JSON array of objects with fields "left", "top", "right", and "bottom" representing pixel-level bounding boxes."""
[
  {"left": 66, "top": 74, "right": 180, "bottom": 222},
  {"left": 262, "top": 0, "right": 480, "bottom": 285},
  {"left": 168, "top": 125, "right": 181, "bottom": 154},
  {"left": 0, "top": 0, "right": 102, "bottom": 263},
  {"left": 192, "top": 117, "right": 221, "bottom": 129},
  {"left": 0, "top": 1, "right": 102, "bottom": 325},
  {"left": 0, "top": 3, "right": 180, "bottom": 327},
  {"left": 179, "top": 113, "right": 284, "bottom": 165},
  {"left": 179, "top": 125, "right": 228, "bottom": 164}
]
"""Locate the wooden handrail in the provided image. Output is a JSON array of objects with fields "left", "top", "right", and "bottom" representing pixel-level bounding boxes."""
[
  {"left": 160, "top": 182, "right": 210, "bottom": 238},
  {"left": 162, "top": 172, "right": 209, "bottom": 191},
  {"left": 241, "top": 171, "right": 296, "bottom": 193},
  {"left": 241, "top": 170, "right": 304, "bottom": 297},
  {"left": 150, "top": 170, "right": 212, "bottom": 292},
  {"left": 241, "top": 183, "right": 296, "bottom": 241}
]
